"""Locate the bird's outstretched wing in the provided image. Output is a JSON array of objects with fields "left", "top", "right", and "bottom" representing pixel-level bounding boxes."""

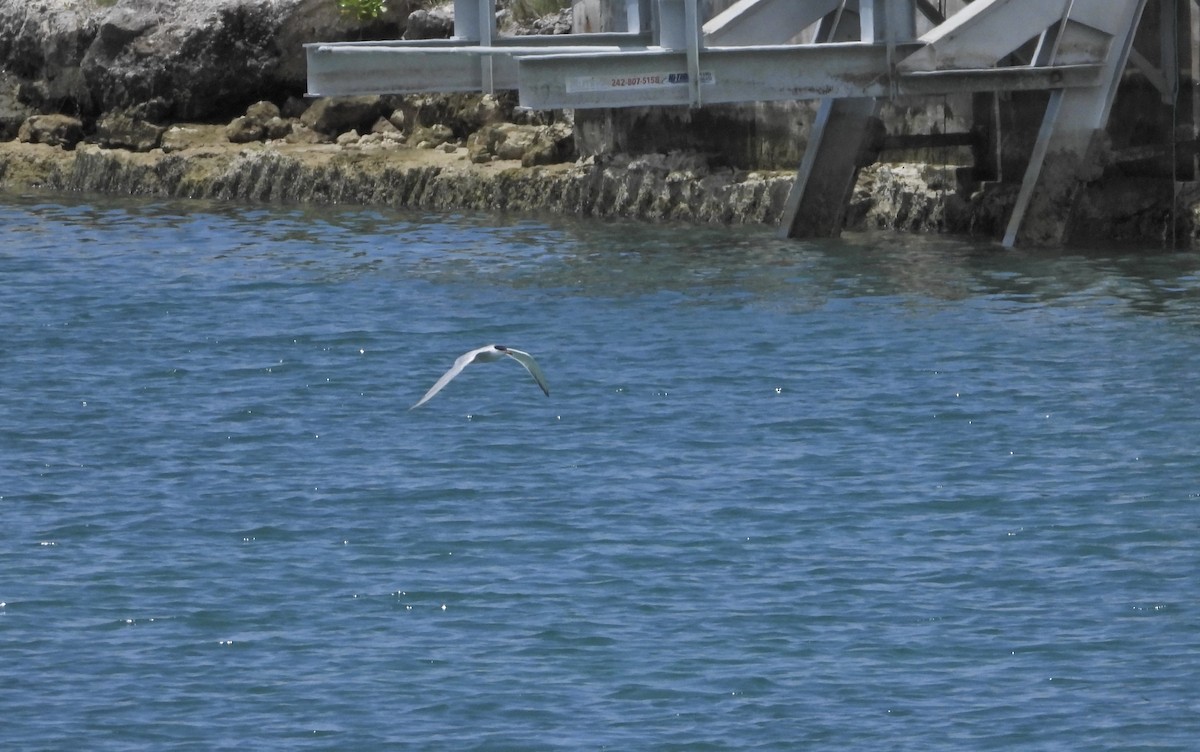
[
  {"left": 502, "top": 348, "right": 550, "bottom": 397},
  {"left": 410, "top": 346, "right": 490, "bottom": 409}
]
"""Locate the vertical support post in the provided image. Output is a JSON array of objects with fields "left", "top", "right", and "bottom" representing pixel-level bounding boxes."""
[
  {"left": 862, "top": 0, "right": 916, "bottom": 95},
  {"left": 1003, "top": 0, "right": 1150, "bottom": 247},
  {"left": 453, "top": 0, "right": 481, "bottom": 39},
  {"left": 971, "top": 92, "right": 1001, "bottom": 182},
  {"left": 1031, "top": 0, "right": 1078, "bottom": 66},
  {"left": 859, "top": 0, "right": 878, "bottom": 41},
  {"left": 627, "top": 0, "right": 648, "bottom": 32},
  {"left": 1163, "top": 0, "right": 1194, "bottom": 180},
  {"left": 574, "top": 0, "right": 650, "bottom": 34},
  {"left": 859, "top": 0, "right": 916, "bottom": 42},
  {"left": 779, "top": 97, "right": 883, "bottom": 238},
  {"left": 478, "top": 0, "right": 495, "bottom": 94},
  {"left": 815, "top": 1, "right": 851, "bottom": 42},
  {"left": 683, "top": 0, "right": 702, "bottom": 107},
  {"left": 1192, "top": 0, "right": 1200, "bottom": 179},
  {"left": 658, "top": 0, "right": 703, "bottom": 106},
  {"left": 658, "top": 0, "right": 687, "bottom": 47},
  {"left": 454, "top": 0, "right": 495, "bottom": 91},
  {"left": 781, "top": 0, "right": 910, "bottom": 240},
  {"left": 1002, "top": 90, "right": 1065, "bottom": 247},
  {"left": 886, "top": 0, "right": 918, "bottom": 41},
  {"left": 885, "top": 0, "right": 916, "bottom": 97},
  {"left": 1160, "top": 0, "right": 1179, "bottom": 105}
]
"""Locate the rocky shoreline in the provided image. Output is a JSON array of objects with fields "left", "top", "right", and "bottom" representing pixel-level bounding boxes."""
[
  {"left": 0, "top": 125, "right": 798, "bottom": 226},
  {"left": 0, "top": 80, "right": 964, "bottom": 234},
  {"left": 0, "top": 0, "right": 809, "bottom": 230},
  {"left": 7, "top": 115, "right": 1190, "bottom": 245},
  {"left": 2, "top": 0, "right": 1197, "bottom": 246}
]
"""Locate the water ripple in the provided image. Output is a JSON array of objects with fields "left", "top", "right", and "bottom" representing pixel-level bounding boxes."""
[{"left": 2, "top": 195, "right": 1198, "bottom": 751}]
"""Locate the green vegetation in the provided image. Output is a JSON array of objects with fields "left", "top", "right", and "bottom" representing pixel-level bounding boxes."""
[{"left": 337, "top": 0, "right": 389, "bottom": 23}]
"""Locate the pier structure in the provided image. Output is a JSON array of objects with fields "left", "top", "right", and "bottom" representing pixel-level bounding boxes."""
[{"left": 306, "top": 0, "right": 1188, "bottom": 247}]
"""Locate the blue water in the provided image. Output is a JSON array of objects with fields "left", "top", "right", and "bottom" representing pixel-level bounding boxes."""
[{"left": 2, "top": 193, "right": 1198, "bottom": 751}]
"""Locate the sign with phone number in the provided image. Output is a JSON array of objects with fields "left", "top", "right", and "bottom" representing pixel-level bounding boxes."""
[{"left": 566, "top": 71, "right": 715, "bottom": 93}]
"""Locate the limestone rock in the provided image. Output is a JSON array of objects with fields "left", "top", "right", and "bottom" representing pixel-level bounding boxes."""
[
  {"left": 126, "top": 97, "right": 170, "bottom": 124},
  {"left": 283, "top": 122, "right": 327, "bottom": 144},
  {"left": 513, "top": 7, "right": 573, "bottom": 35},
  {"left": 300, "top": 96, "right": 382, "bottom": 137},
  {"left": 0, "top": 0, "right": 96, "bottom": 113},
  {"left": 358, "top": 131, "right": 399, "bottom": 149},
  {"left": 494, "top": 124, "right": 539, "bottom": 161},
  {"left": 17, "top": 114, "right": 84, "bottom": 149},
  {"left": 465, "top": 122, "right": 576, "bottom": 166},
  {"left": 94, "top": 6, "right": 156, "bottom": 51},
  {"left": 263, "top": 116, "right": 293, "bottom": 140},
  {"left": 0, "top": 0, "right": 412, "bottom": 122},
  {"left": 394, "top": 93, "right": 516, "bottom": 139},
  {"left": 245, "top": 100, "right": 281, "bottom": 126},
  {"left": 402, "top": 5, "right": 454, "bottom": 40},
  {"left": 410, "top": 123, "right": 454, "bottom": 149},
  {"left": 281, "top": 95, "right": 309, "bottom": 120},
  {"left": 523, "top": 122, "right": 574, "bottom": 167},
  {"left": 95, "top": 109, "right": 166, "bottom": 152},
  {"left": 160, "top": 123, "right": 227, "bottom": 152},
  {"left": 850, "top": 163, "right": 967, "bottom": 233},
  {"left": 272, "top": 0, "right": 412, "bottom": 85},
  {"left": 79, "top": 1, "right": 280, "bottom": 119},
  {"left": 370, "top": 116, "right": 402, "bottom": 137},
  {"left": 466, "top": 126, "right": 501, "bottom": 163},
  {"left": 0, "top": 71, "right": 34, "bottom": 140},
  {"left": 226, "top": 116, "right": 265, "bottom": 144},
  {"left": 225, "top": 100, "right": 292, "bottom": 142}
]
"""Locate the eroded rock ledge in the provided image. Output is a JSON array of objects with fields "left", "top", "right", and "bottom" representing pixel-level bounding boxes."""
[
  {"left": 6, "top": 128, "right": 1196, "bottom": 245},
  {"left": 0, "top": 134, "right": 797, "bottom": 226}
]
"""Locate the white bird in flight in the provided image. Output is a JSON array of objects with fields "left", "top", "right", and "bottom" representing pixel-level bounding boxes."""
[{"left": 410, "top": 344, "right": 550, "bottom": 409}]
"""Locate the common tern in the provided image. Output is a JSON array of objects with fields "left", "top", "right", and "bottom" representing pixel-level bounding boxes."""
[{"left": 410, "top": 344, "right": 550, "bottom": 409}]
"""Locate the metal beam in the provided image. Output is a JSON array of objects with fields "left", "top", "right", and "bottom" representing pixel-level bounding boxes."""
[
  {"left": 1160, "top": 0, "right": 1181, "bottom": 105},
  {"left": 685, "top": 0, "right": 702, "bottom": 106},
  {"left": 1002, "top": 89, "right": 1066, "bottom": 247},
  {"left": 899, "top": 0, "right": 1070, "bottom": 71},
  {"left": 915, "top": 0, "right": 946, "bottom": 25},
  {"left": 780, "top": 97, "right": 881, "bottom": 238},
  {"left": 478, "top": 0, "right": 495, "bottom": 93},
  {"left": 518, "top": 43, "right": 899, "bottom": 108},
  {"left": 703, "top": 0, "right": 841, "bottom": 46},
  {"left": 452, "top": 0, "right": 490, "bottom": 40},
  {"left": 1031, "top": 20, "right": 1114, "bottom": 67},
  {"left": 859, "top": 0, "right": 917, "bottom": 43},
  {"left": 516, "top": 43, "right": 1102, "bottom": 110},
  {"left": 1129, "top": 46, "right": 1172, "bottom": 99},
  {"left": 1004, "top": 0, "right": 1150, "bottom": 247},
  {"left": 302, "top": 0, "right": 1158, "bottom": 249},
  {"left": 307, "top": 45, "right": 517, "bottom": 95},
  {"left": 305, "top": 34, "right": 651, "bottom": 97},
  {"left": 898, "top": 63, "right": 1103, "bottom": 95}
]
